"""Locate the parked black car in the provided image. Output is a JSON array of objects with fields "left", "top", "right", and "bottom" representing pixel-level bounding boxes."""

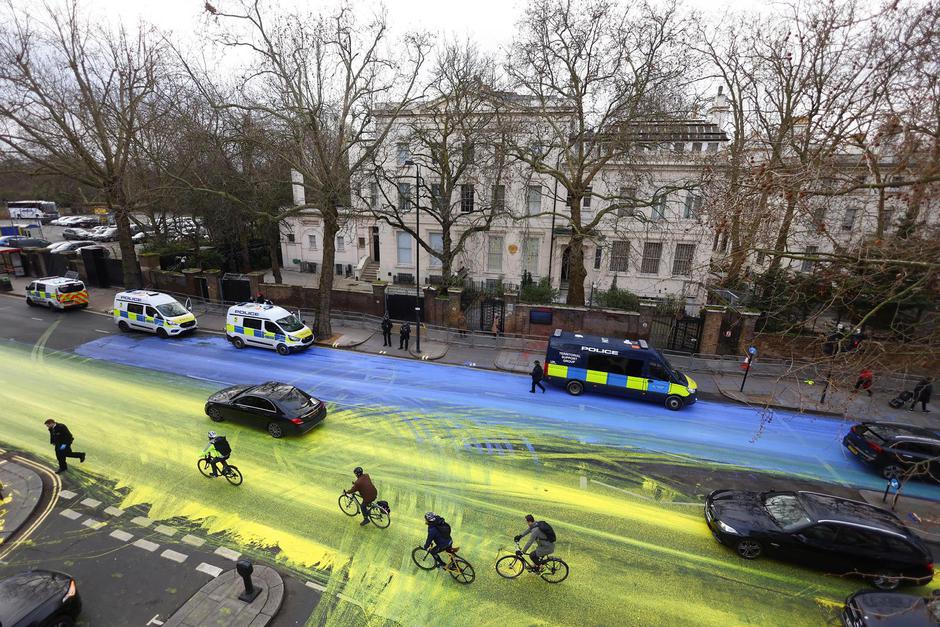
[
  {"left": 205, "top": 381, "right": 326, "bottom": 438},
  {"left": 0, "top": 570, "right": 81, "bottom": 626},
  {"left": 705, "top": 489, "right": 933, "bottom": 590},
  {"left": 842, "top": 590, "right": 940, "bottom": 626},
  {"left": 0, "top": 235, "right": 51, "bottom": 248},
  {"left": 844, "top": 422, "right": 940, "bottom": 482}
]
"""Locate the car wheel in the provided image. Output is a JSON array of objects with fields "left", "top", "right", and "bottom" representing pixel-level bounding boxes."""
[
  {"left": 735, "top": 539, "right": 762, "bottom": 560},
  {"left": 207, "top": 406, "right": 225, "bottom": 422},
  {"left": 566, "top": 380, "right": 584, "bottom": 396},
  {"left": 882, "top": 465, "right": 903, "bottom": 480},
  {"left": 267, "top": 422, "right": 285, "bottom": 438},
  {"left": 665, "top": 395, "right": 683, "bottom": 411},
  {"left": 48, "top": 615, "right": 75, "bottom": 627},
  {"left": 26, "top": 296, "right": 34, "bottom": 306},
  {"left": 276, "top": 343, "right": 290, "bottom": 356},
  {"left": 118, "top": 320, "right": 129, "bottom": 332},
  {"left": 232, "top": 336, "right": 245, "bottom": 349},
  {"left": 872, "top": 573, "right": 901, "bottom": 590},
  {"left": 156, "top": 327, "right": 168, "bottom": 339}
]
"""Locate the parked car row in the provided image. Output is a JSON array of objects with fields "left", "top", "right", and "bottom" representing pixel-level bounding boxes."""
[
  {"left": 49, "top": 215, "right": 100, "bottom": 227},
  {"left": 44, "top": 240, "right": 111, "bottom": 257},
  {"left": 0, "top": 234, "right": 52, "bottom": 249}
]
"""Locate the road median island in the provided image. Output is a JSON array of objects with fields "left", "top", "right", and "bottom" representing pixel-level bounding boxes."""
[
  {"left": 0, "top": 456, "right": 45, "bottom": 546},
  {"left": 164, "top": 564, "right": 284, "bottom": 627}
]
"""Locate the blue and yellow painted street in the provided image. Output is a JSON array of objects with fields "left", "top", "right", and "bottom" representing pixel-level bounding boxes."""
[
  {"left": 225, "top": 302, "right": 314, "bottom": 354},
  {"left": 112, "top": 290, "right": 197, "bottom": 337},
  {"left": 25, "top": 276, "right": 88, "bottom": 309},
  {"left": 545, "top": 329, "right": 697, "bottom": 409}
]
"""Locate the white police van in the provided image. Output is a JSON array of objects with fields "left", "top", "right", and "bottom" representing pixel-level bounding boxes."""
[
  {"left": 25, "top": 277, "right": 89, "bottom": 309},
  {"left": 225, "top": 302, "right": 314, "bottom": 355},
  {"left": 113, "top": 290, "right": 198, "bottom": 337}
]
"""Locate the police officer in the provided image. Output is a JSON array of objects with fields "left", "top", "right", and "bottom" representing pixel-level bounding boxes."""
[
  {"left": 399, "top": 321, "right": 411, "bottom": 351},
  {"left": 381, "top": 315, "right": 393, "bottom": 347},
  {"left": 44, "top": 419, "right": 85, "bottom": 474},
  {"left": 530, "top": 360, "right": 546, "bottom": 393}
]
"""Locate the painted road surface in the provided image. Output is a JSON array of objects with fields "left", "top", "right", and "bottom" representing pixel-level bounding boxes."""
[{"left": 0, "top": 331, "right": 935, "bottom": 626}]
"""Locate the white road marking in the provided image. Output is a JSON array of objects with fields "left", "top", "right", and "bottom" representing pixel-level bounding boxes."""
[
  {"left": 82, "top": 517, "right": 106, "bottom": 530},
  {"left": 131, "top": 516, "right": 153, "bottom": 527},
  {"left": 94, "top": 329, "right": 111, "bottom": 334},
  {"left": 181, "top": 534, "right": 205, "bottom": 547},
  {"left": 110, "top": 529, "right": 134, "bottom": 542},
  {"left": 133, "top": 539, "right": 160, "bottom": 552},
  {"left": 154, "top": 524, "right": 177, "bottom": 537},
  {"left": 58, "top": 490, "right": 77, "bottom": 500},
  {"left": 80, "top": 498, "right": 101, "bottom": 508},
  {"left": 146, "top": 614, "right": 165, "bottom": 625},
  {"left": 160, "top": 549, "right": 188, "bottom": 563},
  {"left": 214, "top": 546, "right": 241, "bottom": 561},
  {"left": 590, "top": 479, "right": 700, "bottom": 507},
  {"left": 30, "top": 317, "right": 43, "bottom": 321},
  {"left": 305, "top": 580, "right": 327, "bottom": 592},
  {"left": 196, "top": 563, "right": 223, "bottom": 578},
  {"left": 60, "top": 509, "right": 81, "bottom": 520},
  {"left": 104, "top": 506, "right": 125, "bottom": 517}
]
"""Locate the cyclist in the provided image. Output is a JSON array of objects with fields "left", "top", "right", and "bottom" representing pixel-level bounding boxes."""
[
  {"left": 423, "top": 512, "right": 454, "bottom": 570},
  {"left": 514, "top": 514, "right": 555, "bottom": 569},
  {"left": 345, "top": 467, "right": 377, "bottom": 526},
  {"left": 202, "top": 431, "right": 232, "bottom": 477}
]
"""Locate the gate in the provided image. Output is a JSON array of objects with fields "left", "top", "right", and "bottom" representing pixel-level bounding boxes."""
[
  {"left": 221, "top": 273, "right": 252, "bottom": 303},
  {"left": 480, "top": 298, "right": 505, "bottom": 333},
  {"left": 649, "top": 315, "right": 703, "bottom": 352},
  {"left": 385, "top": 285, "right": 419, "bottom": 321},
  {"left": 717, "top": 309, "right": 743, "bottom": 355}
]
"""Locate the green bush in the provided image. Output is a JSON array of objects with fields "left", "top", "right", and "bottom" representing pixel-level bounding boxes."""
[
  {"left": 596, "top": 287, "right": 640, "bottom": 311},
  {"left": 521, "top": 277, "right": 558, "bottom": 304}
]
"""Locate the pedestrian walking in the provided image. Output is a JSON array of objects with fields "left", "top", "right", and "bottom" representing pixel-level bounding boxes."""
[
  {"left": 853, "top": 368, "right": 874, "bottom": 397},
  {"left": 399, "top": 321, "right": 411, "bottom": 351},
  {"left": 381, "top": 315, "right": 393, "bottom": 347},
  {"left": 910, "top": 377, "right": 933, "bottom": 413},
  {"left": 44, "top": 419, "right": 85, "bottom": 474},
  {"left": 530, "top": 360, "right": 546, "bottom": 394}
]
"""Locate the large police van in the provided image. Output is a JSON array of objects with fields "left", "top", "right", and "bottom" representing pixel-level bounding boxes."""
[
  {"left": 25, "top": 277, "right": 88, "bottom": 310},
  {"left": 225, "top": 302, "right": 314, "bottom": 355},
  {"left": 113, "top": 290, "right": 197, "bottom": 337},
  {"left": 545, "top": 329, "right": 697, "bottom": 410}
]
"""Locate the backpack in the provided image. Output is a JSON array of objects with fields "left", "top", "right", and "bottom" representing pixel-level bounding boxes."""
[
  {"left": 536, "top": 521, "right": 556, "bottom": 543},
  {"left": 436, "top": 520, "right": 452, "bottom": 541},
  {"left": 376, "top": 500, "right": 390, "bottom": 514},
  {"left": 213, "top": 436, "right": 231, "bottom": 457}
]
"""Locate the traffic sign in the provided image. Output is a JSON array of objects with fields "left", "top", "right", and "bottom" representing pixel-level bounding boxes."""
[{"left": 748, "top": 346, "right": 758, "bottom": 356}]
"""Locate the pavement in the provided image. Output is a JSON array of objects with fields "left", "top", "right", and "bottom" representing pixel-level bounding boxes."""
[
  {"left": 165, "top": 565, "right": 284, "bottom": 627},
  {"left": 859, "top": 489, "right": 940, "bottom": 544},
  {"left": 0, "top": 456, "right": 43, "bottom": 546}
]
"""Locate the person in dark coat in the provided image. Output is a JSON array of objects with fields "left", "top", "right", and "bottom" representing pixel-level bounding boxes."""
[
  {"left": 381, "top": 315, "right": 393, "bottom": 347},
  {"left": 346, "top": 466, "right": 378, "bottom": 526},
  {"left": 910, "top": 377, "right": 933, "bottom": 413},
  {"left": 44, "top": 419, "right": 85, "bottom": 474},
  {"left": 853, "top": 368, "right": 874, "bottom": 397},
  {"left": 530, "top": 360, "right": 546, "bottom": 393},
  {"left": 399, "top": 321, "right": 411, "bottom": 350}
]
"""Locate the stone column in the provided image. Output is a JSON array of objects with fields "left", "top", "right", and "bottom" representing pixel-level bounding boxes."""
[
  {"left": 422, "top": 286, "right": 437, "bottom": 326},
  {"left": 247, "top": 270, "right": 266, "bottom": 298},
  {"left": 502, "top": 289, "right": 519, "bottom": 334},
  {"left": 737, "top": 311, "right": 761, "bottom": 356},
  {"left": 182, "top": 268, "right": 201, "bottom": 297},
  {"left": 372, "top": 282, "right": 387, "bottom": 316},
  {"left": 139, "top": 252, "right": 161, "bottom": 289},
  {"left": 203, "top": 269, "right": 222, "bottom": 302},
  {"left": 699, "top": 306, "right": 725, "bottom": 355},
  {"left": 447, "top": 288, "right": 463, "bottom": 328}
]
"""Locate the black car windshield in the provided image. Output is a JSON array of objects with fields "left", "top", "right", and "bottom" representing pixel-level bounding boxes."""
[
  {"left": 156, "top": 302, "right": 188, "bottom": 317},
  {"left": 762, "top": 493, "right": 811, "bottom": 531},
  {"left": 276, "top": 386, "right": 316, "bottom": 412},
  {"left": 277, "top": 314, "right": 304, "bottom": 333},
  {"left": 58, "top": 282, "right": 84, "bottom": 293}
]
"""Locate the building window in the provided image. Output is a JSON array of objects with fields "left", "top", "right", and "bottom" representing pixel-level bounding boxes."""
[
  {"left": 523, "top": 237, "right": 540, "bottom": 276},
  {"left": 461, "top": 184, "right": 475, "bottom": 213},
  {"left": 528, "top": 142, "right": 542, "bottom": 158},
  {"left": 396, "top": 231, "right": 412, "bottom": 265},
  {"left": 594, "top": 247, "right": 602, "bottom": 270},
  {"left": 429, "top": 232, "right": 443, "bottom": 268},
  {"left": 692, "top": 142, "right": 702, "bottom": 153},
  {"left": 527, "top": 185, "right": 541, "bottom": 215},
  {"left": 287, "top": 233, "right": 295, "bottom": 243},
  {"left": 684, "top": 193, "right": 702, "bottom": 219},
  {"left": 582, "top": 187, "right": 592, "bottom": 208},
  {"left": 672, "top": 243, "right": 695, "bottom": 276},
  {"left": 431, "top": 183, "right": 443, "bottom": 211},
  {"left": 842, "top": 207, "right": 858, "bottom": 231},
  {"left": 707, "top": 142, "right": 718, "bottom": 152},
  {"left": 581, "top": 186, "right": 593, "bottom": 221},
  {"left": 813, "top": 205, "right": 827, "bottom": 224},
  {"left": 462, "top": 142, "right": 475, "bottom": 162},
  {"left": 673, "top": 142, "right": 685, "bottom": 154},
  {"left": 398, "top": 182, "right": 412, "bottom": 212},
  {"left": 336, "top": 235, "right": 345, "bottom": 252},
  {"left": 640, "top": 242, "right": 662, "bottom": 274},
  {"left": 617, "top": 187, "right": 636, "bottom": 217},
  {"left": 491, "top": 184, "right": 505, "bottom": 211},
  {"left": 487, "top": 235, "right": 503, "bottom": 271},
  {"left": 756, "top": 250, "right": 765, "bottom": 264},
  {"left": 882, "top": 207, "right": 895, "bottom": 230},
  {"left": 610, "top": 240, "right": 629, "bottom": 272},
  {"left": 358, "top": 237, "right": 365, "bottom": 248},
  {"left": 801, "top": 245, "right": 818, "bottom": 272},
  {"left": 307, "top": 234, "right": 317, "bottom": 249},
  {"left": 651, "top": 194, "right": 667, "bottom": 221},
  {"left": 397, "top": 142, "right": 410, "bottom": 166}
]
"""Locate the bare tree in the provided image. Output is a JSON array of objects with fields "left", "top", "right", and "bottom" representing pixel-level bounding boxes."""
[
  {"left": 0, "top": 0, "right": 167, "bottom": 287},
  {"left": 202, "top": 1, "right": 428, "bottom": 336}
]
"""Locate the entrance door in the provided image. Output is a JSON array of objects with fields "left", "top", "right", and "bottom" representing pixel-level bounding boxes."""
[
  {"left": 560, "top": 247, "right": 571, "bottom": 282},
  {"left": 372, "top": 226, "right": 380, "bottom": 262}
]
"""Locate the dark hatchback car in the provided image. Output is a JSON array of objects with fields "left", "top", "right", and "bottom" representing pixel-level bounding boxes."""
[
  {"left": 0, "top": 570, "right": 81, "bottom": 627},
  {"left": 844, "top": 422, "right": 940, "bottom": 482},
  {"left": 705, "top": 489, "right": 933, "bottom": 590},
  {"left": 0, "top": 235, "right": 52, "bottom": 248},
  {"left": 842, "top": 590, "right": 940, "bottom": 626},
  {"left": 205, "top": 381, "right": 326, "bottom": 438}
]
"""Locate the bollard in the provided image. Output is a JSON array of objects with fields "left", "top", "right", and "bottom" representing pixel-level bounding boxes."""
[{"left": 235, "top": 559, "right": 262, "bottom": 603}]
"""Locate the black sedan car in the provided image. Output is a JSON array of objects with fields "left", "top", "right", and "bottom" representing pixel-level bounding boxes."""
[
  {"left": 705, "top": 489, "right": 933, "bottom": 590},
  {"left": 0, "top": 235, "right": 52, "bottom": 248},
  {"left": 844, "top": 422, "right": 940, "bottom": 482},
  {"left": 842, "top": 590, "right": 940, "bottom": 626},
  {"left": 205, "top": 381, "right": 326, "bottom": 438},
  {"left": 0, "top": 570, "right": 81, "bottom": 627}
]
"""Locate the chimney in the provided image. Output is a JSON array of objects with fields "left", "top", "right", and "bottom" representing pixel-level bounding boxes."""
[{"left": 291, "top": 170, "right": 306, "bottom": 206}]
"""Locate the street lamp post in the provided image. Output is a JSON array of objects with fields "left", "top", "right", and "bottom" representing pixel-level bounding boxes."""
[
  {"left": 405, "top": 159, "right": 421, "bottom": 353},
  {"left": 589, "top": 281, "right": 596, "bottom": 307}
]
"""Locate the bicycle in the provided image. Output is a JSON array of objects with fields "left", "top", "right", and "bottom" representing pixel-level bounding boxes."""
[
  {"left": 197, "top": 455, "right": 243, "bottom": 486},
  {"left": 411, "top": 545, "right": 475, "bottom": 584},
  {"left": 338, "top": 491, "right": 390, "bottom": 529},
  {"left": 495, "top": 542, "right": 569, "bottom": 583}
]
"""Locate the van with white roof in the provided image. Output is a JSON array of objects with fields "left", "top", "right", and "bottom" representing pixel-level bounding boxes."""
[
  {"left": 113, "top": 290, "right": 198, "bottom": 337},
  {"left": 25, "top": 277, "right": 88, "bottom": 310},
  {"left": 225, "top": 302, "right": 314, "bottom": 355}
]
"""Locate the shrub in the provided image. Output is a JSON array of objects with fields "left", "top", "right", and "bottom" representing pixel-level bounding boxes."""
[
  {"left": 521, "top": 277, "right": 558, "bottom": 304},
  {"left": 596, "top": 287, "right": 640, "bottom": 311}
]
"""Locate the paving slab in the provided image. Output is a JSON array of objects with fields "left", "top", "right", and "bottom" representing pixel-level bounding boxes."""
[
  {"left": 182, "top": 534, "right": 205, "bottom": 547},
  {"left": 163, "top": 565, "right": 284, "bottom": 627},
  {"left": 104, "top": 506, "right": 125, "bottom": 517},
  {"left": 0, "top": 460, "right": 43, "bottom": 544}
]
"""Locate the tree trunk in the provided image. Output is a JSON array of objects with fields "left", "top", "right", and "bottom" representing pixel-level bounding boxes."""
[
  {"left": 317, "top": 207, "right": 339, "bottom": 338},
  {"left": 441, "top": 230, "right": 453, "bottom": 286},
  {"left": 111, "top": 188, "right": 142, "bottom": 288},
  {"left": 564, "top": 195, "right": 586, "bottom": 306},
  {"left": 237, "top": 213, "right": 252, "bottom": 272},
  {"left": 767, "top": 190, "right": 799, "bottom": 274},
  {"left": 268, "top": 221, "right": 283, "bottom": 284}
]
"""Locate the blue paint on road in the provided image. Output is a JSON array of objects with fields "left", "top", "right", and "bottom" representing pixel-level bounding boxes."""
[{"left": 74, "top": 334, "right": 940, "bottom": 500}]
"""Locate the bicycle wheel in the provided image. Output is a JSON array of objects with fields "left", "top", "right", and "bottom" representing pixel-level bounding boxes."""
[
  {"left": 449, "top": 557, "right": 475, "bottom": 584},
  {"left": 197, "top": 458, "right": 213, "bottom": 478},
  {"left": 224, "top": 466, "right": 243, "bottom": 486},
  {"left": 411, "top": 547, "right": 436, "bottom": 571},
  {"left": 539, "top": 558, "right": 569, "bottom": 584},
  {"left": 338, "top": 494, "right": 360, "bottom": 516},
  {"left": 495, "top": 555, "right": 525, "bottom": 579},
  {"left": 368, "top": 505, "right": 390, "bottom": 529}
]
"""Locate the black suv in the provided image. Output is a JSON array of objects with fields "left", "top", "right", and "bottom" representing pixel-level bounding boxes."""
[
  {"left": 843, "top": 422, "right": 940, "bottom": 482},
  {"left": 705, "top": 489, "right": 933, "bottom": 590}
]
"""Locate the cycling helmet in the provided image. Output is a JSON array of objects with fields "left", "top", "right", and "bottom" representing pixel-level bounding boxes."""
[
  {"left": 207, "top": 431, "right": 217, "bottom": 439},
  {"left": 354, "top": 466, "right": 363, "bottom": 476},
  {"left": 424, "top": 511, "right": 438, "bottom": 522}
]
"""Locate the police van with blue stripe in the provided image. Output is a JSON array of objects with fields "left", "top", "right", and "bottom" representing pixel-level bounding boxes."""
[
  {"left": 225, "top": 302, "right": 314, "bottom": 355},
  {"left": 545, "top": 329, "right": 697, "bottom": 410},
  {"left": 113, "top": 290, "right": 197, "bottom": 337}
]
